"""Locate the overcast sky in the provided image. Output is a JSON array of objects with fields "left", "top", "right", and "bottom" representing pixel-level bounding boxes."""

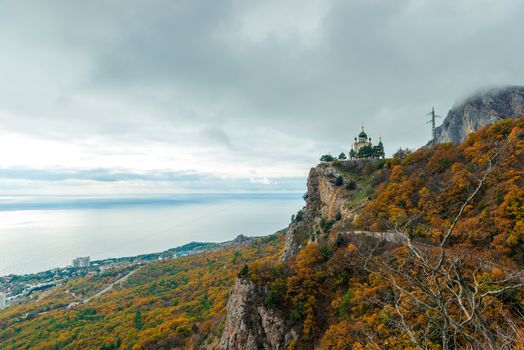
[{"left": 0, "top": 0, "right": 523, "bottom": 194}]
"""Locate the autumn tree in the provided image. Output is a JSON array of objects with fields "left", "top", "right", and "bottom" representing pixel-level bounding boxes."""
[
  {"left": 355, "top": 146, "right": 524, "bottom": 349},
  {"left": 393, "top": 147, "right": 412, "bottom": 159}
]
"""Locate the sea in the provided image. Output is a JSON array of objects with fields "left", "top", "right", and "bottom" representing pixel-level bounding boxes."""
[{"left": 0, "top": 193, "right": 303, "bottom": 276}]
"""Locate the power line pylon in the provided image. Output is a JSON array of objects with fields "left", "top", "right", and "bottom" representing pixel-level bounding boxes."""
[{"left": 426, "top": 107, "right": 441, "bottom": 145}]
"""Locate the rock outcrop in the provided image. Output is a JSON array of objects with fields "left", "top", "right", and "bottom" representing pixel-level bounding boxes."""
[
  {"left": 220, "top": 279, "right": 297, "bottom": 350},
  {"left": 221, "top": 160, "right": 381, "bottom": 349},
  {"left": 281, "top": 160, "right": 375, "bottom": 261},
  {"left": 435, "top": 86, "right": 524, "bottom": 144},
  {"left": 281, "top": 164, "right": 340, "bottom": 261}
]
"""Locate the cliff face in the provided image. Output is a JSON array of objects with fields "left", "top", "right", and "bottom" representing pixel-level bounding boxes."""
[
  {"left": 281, "top": 161, "right": 373, "bottom": 261},
  {"left": 220, "top": 280, "right": 297, "bottom": 350},
  {"left": 435, "top": 86, "right": 524, "bottom": 144},
  {"left": 221, "top": 161, "right": 378, "bottom": 349}
]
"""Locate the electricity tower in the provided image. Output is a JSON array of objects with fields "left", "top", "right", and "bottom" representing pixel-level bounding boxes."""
[{"left": 426, "top": 107, "right": 441, "bottom": 145}]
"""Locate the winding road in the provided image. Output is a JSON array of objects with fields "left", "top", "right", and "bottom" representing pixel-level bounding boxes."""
[{"left": 81, "top": 268, "right": 137, "bottom": 305}]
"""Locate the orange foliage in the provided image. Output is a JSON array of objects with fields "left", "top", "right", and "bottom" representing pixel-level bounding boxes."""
[{"left": 359, "top": 118, "right": 524, "bottom": 262}]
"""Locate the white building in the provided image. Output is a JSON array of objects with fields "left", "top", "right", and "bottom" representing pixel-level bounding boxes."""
[
  {"left": 72, "top": 256, "right": 90, "bottom": 268},
  {"left": 349, "top": 125, "right": 385, "bottom": 159},
  {"left": 351, "top": 125, "right": 373, "bottom": 153},
  {"left": 0, "top": 293, "right": 6, "bottom": 310}
]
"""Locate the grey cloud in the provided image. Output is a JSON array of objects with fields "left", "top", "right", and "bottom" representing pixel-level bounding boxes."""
[
  {"left": 0, "top": 167, "right": 202, "bottom": 182},
  {"left": 0, "top": 166, "right": 306, "bottom": 193},
  {"left": 200, "top": 126, "right": 234, "bottom": 149},
  {"left": 0, "top": 0, "right": 523, "bottom": 167}
]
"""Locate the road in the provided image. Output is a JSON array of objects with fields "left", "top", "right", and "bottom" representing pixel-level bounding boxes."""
[
  {"left": 82, "top": 268, "right": 137, "bottom": 304},
  {"left": 37, "top": 268, "right": 139, "bottom": 314}
]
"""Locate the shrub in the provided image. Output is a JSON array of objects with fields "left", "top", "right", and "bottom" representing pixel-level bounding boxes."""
[
  {"left": 393, "top": 147, "right": 412, "bottom": 159},
  {"left": 338, "top": 289, "right": 354, "bottom": 319},
  {"left": 320, "top": 154, "right": 335, "bottom": 162},
  {"left": 134, "top": 311, "right": 143, "bottom": 330},
  {"left": 295, "top": 210, "right": 303, "bottom": 222},
  {"left": 290, "top": 302, "right": 305, "bottom": 324},
  {"left": 335, "top": 234, "right": 347, "bottom": 247},
  {"left": 264, "top": 277, "right": 286, "bottom": 307},
  {"left": 345, "top": 180, "right": 357, "bottom": 190},
  {"left": 318, "top": 244, "right": 332, "bottom": 259},
  {"left": 175, "top": 325, "right": 192, "bottom": 337},
  {"left": 238, "top": 265, "right": 249, "bottom": 279},
  {"left": 320, "top": 218, "right": 335, "bottom": 232},
  {"left": 231, "top": 250, "right": 241, "bottom": 263}
]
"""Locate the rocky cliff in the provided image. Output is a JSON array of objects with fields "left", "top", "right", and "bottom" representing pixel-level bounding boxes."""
[
  {"left": 220, "top": 160, "right": 384, "bottom": 349},
  {"left": 220, "top": 280, "right": 297, "bottom": 350},
  {"left": 220, "top": 118, "right": 524, "bottom": 350},
  {"left": 434, "top": 86, "right": 524, "bottom": 144},
  {"left": 281, "top": 160, "right": 380, "bottom": 261}
]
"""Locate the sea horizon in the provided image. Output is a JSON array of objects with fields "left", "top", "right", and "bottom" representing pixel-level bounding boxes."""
[
  {"left": 0, "top": 192, "right": 303, "bottom": 211},
  {"left": 0, "top": 193, "right": 303, "bottom": 276}
]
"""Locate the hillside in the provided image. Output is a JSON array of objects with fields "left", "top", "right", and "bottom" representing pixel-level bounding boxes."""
[
  {"left": 1, "top": 119, "right": 522, "bottom": 350},
  {"left": 222, "top": 118, "right": 524, "bottom": 349},
  {"left": 360, "top": 117, "right": 524, "bottom": 263},
  {"left": 0, "top": 235, "right": 284, "bottom": 349}
]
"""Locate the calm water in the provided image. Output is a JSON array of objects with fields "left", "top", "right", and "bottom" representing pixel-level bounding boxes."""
[{"left": 0, "top": 194, "right": 303, "bottom": 276}]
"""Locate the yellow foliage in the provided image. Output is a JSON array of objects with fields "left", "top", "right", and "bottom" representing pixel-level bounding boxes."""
[{"left": 0, "top": 234, "right": 285, "bottom": 349}]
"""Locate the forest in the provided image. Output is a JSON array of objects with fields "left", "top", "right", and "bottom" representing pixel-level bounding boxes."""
[
  {"left": 0, "top": 118, "right": 522, "bottom": 350},
  {"left": 244, "top": 118, "right": 524, "bottom": 349},
  {"left": 0, "top": 235, "right": 283, "bottom": 349}
]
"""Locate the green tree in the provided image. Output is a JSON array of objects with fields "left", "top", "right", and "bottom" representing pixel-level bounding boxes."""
[
  {"left": 134, "top": 310, "right": 143, "bottom": 330},
  {"left": 357, "top": 145, "right": 373, "bottom": 159},
  {"left": 238, "top": 265, "right": 249, "bottom": 279},
  {"left": 320, "top": 154, "right": 335, "bottom": 162},
  {"left": 338, "top": 152, "right": 347, "bottom": 160},
  {"left": 338, "top": 289, "right": 354, "bottom": 319},
  {"left": 346, "top": 180, "right": 357, "bottom": 190},
  {"left": 393, "top": 147, "right": 412, "bottom": 159},
  {"left": 373, "top": 143, "right": 385, "bottom": 159},
  {"left": 232, "top": 250, "right": 241, "bottom": 263},
  {"left": 294, "top": 210, "right": 303, "bottom": 222},
  {"left": 176, "top": 325, "right": 192, "bottom": 337}
]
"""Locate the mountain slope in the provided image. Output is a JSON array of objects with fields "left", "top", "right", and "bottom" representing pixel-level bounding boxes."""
[
  {"left": 1, "top": 120, "right": 522, "bottom": 350},
  {"left": 361, "top": 117, "right": 524, "bottom": 263},
  {"left": 0, "top": 235, "right": 284, "bottom": 349},
  {"left": 222, "top": 118, "right": 524, "bottom": 349},
  {"left": 435, "top": 86, "right": 524, "bottom": 144}
]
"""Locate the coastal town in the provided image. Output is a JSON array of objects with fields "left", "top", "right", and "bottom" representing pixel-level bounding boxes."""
[
  {"left": 0, "top": 126, "right": 384, "bottom": 313},
  {"left": 0, "top": 241, "right": 218, "bottom": 311}
]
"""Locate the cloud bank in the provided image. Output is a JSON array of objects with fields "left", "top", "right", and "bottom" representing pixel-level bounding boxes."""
[{"left": 0, "top": 0, "right": 523, "bottom": 193}]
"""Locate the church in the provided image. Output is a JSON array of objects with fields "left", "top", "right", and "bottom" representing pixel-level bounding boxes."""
[{"left": 349, "top": 125, "right": 385, "bottom": 159}]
